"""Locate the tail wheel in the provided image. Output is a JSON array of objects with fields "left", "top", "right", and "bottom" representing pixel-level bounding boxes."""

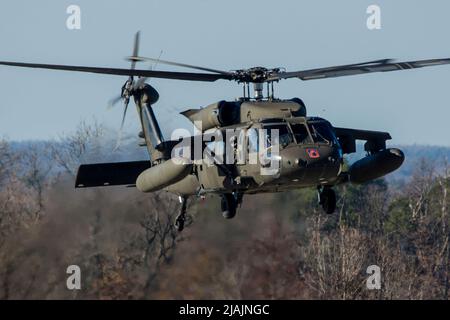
[
  {"left": 175, "top": 217, "right": 185, "bottom": 232},
  {"left": 320, "top": 187, "right": 336, "bottom": 214},
  {"left": 175, "top": 196, "right": 187, "bottom": 232},
  {"left": 221, "top": 194, "right": 237, "bottom": 219}
]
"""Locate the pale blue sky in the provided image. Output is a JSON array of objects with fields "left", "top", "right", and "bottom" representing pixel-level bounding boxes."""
[{"left": 1, "top": 0, "right": 450, "bottom": 145}]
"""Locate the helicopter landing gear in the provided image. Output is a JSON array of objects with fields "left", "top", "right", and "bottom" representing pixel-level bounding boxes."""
[
  {"left": 318, "top": 186, "right": 336, "bottom": 214},
  {"left": 175, "top": 196, "right": 187, "bottom": 232},
  {"left": 221, "top": 193, "right": 240, "bottom": 219}
]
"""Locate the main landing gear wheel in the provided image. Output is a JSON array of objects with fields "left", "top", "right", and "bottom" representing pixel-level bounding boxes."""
[
  {"left": 175, "top": 196, "right": 187, "bottom": 232},
  {"left": 318, "top": 187, "right": 336, "bottom": 214},
  {"left": 221, "top": 193, "right": 238, "bottom": 219}
]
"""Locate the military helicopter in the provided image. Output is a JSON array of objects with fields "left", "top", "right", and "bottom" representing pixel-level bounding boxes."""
[{"left": 1, "top": 32, "right": 449, "bottom": 231}]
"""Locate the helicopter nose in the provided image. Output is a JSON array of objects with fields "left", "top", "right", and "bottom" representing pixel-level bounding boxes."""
[
  {"left": 295, "top": 158, "right": 307, "bottom": 167},
  {"left": 303, "top": 145, "right": 336, "bottom": 164},
  {"left": 294, "top": 145, "right": 341, "bottom": 173}
]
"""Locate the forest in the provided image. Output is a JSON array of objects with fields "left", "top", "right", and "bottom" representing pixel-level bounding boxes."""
[{"left": 0, "top": 122, "right": 449, "bottom": 299}]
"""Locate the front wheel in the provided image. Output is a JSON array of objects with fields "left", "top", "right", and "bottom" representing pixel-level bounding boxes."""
[{"left": 221, "top": 194, "right": 237, "bottom": 219}]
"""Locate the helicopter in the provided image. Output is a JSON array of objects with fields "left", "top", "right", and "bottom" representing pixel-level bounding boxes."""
[{"left": 1, "top": 32, "right": 449, "bottom": 231}]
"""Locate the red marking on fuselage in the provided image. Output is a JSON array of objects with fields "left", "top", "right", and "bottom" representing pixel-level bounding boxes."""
[{"left": 306, "top": 148, "right": 320, "bottom": 159}]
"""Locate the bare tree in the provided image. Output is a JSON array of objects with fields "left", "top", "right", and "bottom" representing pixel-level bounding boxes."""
[{"left": 51, "top": 120, "right": 104, "bottom": 176}]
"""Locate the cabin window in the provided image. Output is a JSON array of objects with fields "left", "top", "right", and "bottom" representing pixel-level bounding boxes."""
[
  {"left": 205, "top": 139, "right": 225, "bottom": 164},
  {"left": 235, "top": 129, "right": 246, "bottom": 164},
  {"left": 248, "top": 128, "right": 259, "bottom": 153}
]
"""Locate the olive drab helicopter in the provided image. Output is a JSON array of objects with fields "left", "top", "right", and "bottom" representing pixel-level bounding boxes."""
[{"left": 1, "top": 32, "right": 450, "bottom": 231}]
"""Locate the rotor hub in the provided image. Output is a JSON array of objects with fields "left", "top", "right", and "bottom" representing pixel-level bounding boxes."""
[{"left": 233, "top": 67, "right": 281, "bottom": 83}]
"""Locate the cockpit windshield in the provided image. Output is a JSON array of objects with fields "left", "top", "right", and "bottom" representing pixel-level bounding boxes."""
[
  {"left": 263, "top": 124, "right": 293, "bottom": 148},
  {"left": 307, "top": 121, "right": 336, "bottom": 144}
]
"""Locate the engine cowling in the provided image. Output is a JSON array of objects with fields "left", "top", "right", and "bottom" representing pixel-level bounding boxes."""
[
  {"left": 349, "top": 148, "right": 405, "bottom": 184},
  {"left": 181, "top": 101, "right": 240, "bottom": 131},
  {"left": 181, "top": 98, "right": 307, "bottom": 131}
]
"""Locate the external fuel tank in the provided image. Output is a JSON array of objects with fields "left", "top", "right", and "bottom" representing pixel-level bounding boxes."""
[
  {"left": 136, "top": 158, "right": 192, "bottom": 193},
  {"left": 349, "top": 148, "right": 404, "bottom": 184}
]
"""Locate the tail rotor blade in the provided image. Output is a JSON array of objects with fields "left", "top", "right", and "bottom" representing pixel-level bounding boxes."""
[
  {"left": 133, "top": 51, "right": 164, "bottom": 90},
  {"left": 113, "top": 100, "right": 130, "bottom": 151},
  {"left": 119, "top": 100, "right": 129, "bottom": 130},
  {"left": 107, "top": 95, "right": 123, "bottom": 110},
  {"left": 113, "top": 31, "right": 142, "bottom": 151},
  {"left": 130, "top": 31, "right": 140, "bottom": 71},
  {"left": 152, "top": 50, "right": 164, "bottom": 71},
  {"left": 127, "top": 55, "right": 231, "bottom": 75}
]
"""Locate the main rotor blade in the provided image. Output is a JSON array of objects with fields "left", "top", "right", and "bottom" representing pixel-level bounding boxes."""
[
  {"left": 128, "top": 55, "right": 232, "bottom": 75},
  {"left": 270, "top": 58, "right": 450, "bottom": 81},
  {"left": 0, "top": 61, "right": 232, "bottom": 82}
]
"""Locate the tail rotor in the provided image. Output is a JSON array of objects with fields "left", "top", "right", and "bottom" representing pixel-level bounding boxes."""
[{"left": 109, "top": 31, "right": 141, "bottom": 150}]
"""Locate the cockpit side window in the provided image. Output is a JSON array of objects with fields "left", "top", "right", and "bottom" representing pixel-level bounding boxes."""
[
  {"left": 307, "top": 122, "right": 336, "bottom": 144},
  {"left": 290, "top": 123, "right": 312, "bottom": 144}
]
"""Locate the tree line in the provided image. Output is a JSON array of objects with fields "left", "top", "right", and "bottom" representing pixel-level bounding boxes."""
[{"left": 0, "top": 122, "right": 448, "bottom": 299}]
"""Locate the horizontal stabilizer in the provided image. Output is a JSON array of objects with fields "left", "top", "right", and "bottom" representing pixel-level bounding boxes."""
[{"left": 75, "top": 161, "right": 151, "bottom": 188}]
